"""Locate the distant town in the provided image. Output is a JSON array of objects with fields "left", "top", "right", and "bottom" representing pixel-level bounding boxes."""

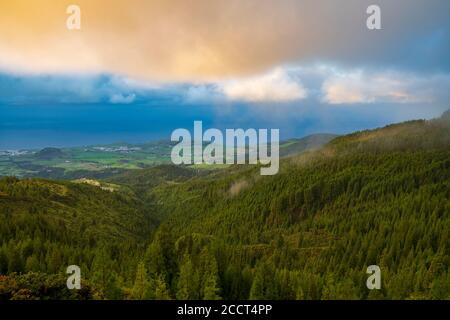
[{"left": 90, "top": 146, "right": 142, "bottom": 153}]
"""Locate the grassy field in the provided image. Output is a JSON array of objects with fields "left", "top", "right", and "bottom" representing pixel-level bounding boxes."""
[
  {"left": 0, "top": 134, "right": 337, "bottom": 179},
  {"left": 0, "top": 141, "right": 173, "bottom": 178}
]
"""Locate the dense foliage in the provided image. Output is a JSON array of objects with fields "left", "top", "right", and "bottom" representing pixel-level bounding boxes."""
[
  {"left": 0, "top": 178, "right": 156, "bottom": 299},
  {"left": 0, "top": 114, "right": 449, "bottom": 299}
]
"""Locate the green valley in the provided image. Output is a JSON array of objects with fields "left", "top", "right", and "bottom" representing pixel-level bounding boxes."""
[{"left": 0, "top": 113, "right": 449, "bottom": 300}]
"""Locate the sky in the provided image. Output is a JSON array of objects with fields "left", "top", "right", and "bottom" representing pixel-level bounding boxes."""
[{"left": 0, "top": 0, "right": 449, "bottom": 149}]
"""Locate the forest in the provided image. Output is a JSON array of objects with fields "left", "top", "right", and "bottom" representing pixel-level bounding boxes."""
[{"left": 0, "top": 112, "right": 449, "bottom": 300}]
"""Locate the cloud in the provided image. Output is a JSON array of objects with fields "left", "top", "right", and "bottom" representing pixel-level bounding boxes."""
[
  {"left": 0, "top": 0, "right": 449, "bottom": 81},
  {"left": 2, "top": 65, "right": 449, "bottom": 110},
  {"left": 221, "top": 68, "right": 307, "bottom": 102},
  {"left": 109, "top": 93, "right": 136, "bottom": 104},
  {"left": 183, "top": 68, "right": 308, "bottom": 103},
  {"left": 0, "top": 73, "right": 145, "bottom": 105},
  {"left": 321, "top": 69, "right": 450, "bottom": 104},
  {"left": 184, "top": 84, "right": 222, "bottom": 104}
]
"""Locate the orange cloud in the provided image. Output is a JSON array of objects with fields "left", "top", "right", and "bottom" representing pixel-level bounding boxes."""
[
  {"left": 321, "top": 69, "right": 445, "bottom": 104},
  {"left": 0, "top": 0, "right": 446, "bottom": 81},
  {"left": 0, "top": 0, "right": 308, "bottom": 81}
]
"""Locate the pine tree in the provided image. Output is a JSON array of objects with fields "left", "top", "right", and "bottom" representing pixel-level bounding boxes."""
[
  {"left": 199, "top": 248, "right": 221, "bottom": 300},
  {"left": 131, "top": 262, "right": 149, "bottom": 300},
  {"left": 154, "top": 273, "right": 171, "bottom": 300},
  {"left": 90, "top": 247, "right": 111, "bottom": 289},
  {"left": 176, "top": 255, "right": 196, "bottom": 299},
  {"left": 104, "top": 272, "right": 124, "bottom": 300},
  {"left": 249, "top": 262, "right": 277, "bottom": 299},
  {"left": 25, "top": 255, "right": 40, "bottom": 272}
]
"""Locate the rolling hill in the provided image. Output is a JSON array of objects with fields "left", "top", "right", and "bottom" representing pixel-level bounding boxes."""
[
  {"left": 0, "top": 134, "right": 336, "bottom": 180},
  {"left": 279, "top": 133, "right": 338, "bottom": 157},
  {"left": 0, "top": 112, "right": 449, "bottom": 300},
  {"left": 0, "top": 177, "right": 157, "bottom": 299}
]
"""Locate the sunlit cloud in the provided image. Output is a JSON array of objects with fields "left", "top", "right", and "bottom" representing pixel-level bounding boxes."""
[
  {"left": 221, "top": 68, "right": 307, "bottom": 102},
  {"left": 321, "top": 69, "right": 450, "bottom": 104},
  {"left": 0, "top": 0, "right": 449, "bottom": 82}
]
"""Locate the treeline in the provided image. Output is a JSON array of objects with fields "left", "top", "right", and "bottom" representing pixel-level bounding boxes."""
[
  {"left": 1, "top": 115, "right": 449, "bottom": 299},
  {"left": 138, "top": 150, "right": 449, "bottom": 300},
  {"left": 138, "top": 117, "right": 450, "bottom": 300}
]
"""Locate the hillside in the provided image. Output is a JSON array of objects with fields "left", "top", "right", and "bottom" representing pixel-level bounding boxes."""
[
  {"left": 280, "top": 133, "right": 338, "bottom": 157},
  {"left": 0, "top": 177, "right": 157, "bottom": 299},
  {"left": 34, "top": 148, "right": 66, "bottom": 160},
  {"left": 107, "top": 133, "right": 338, "bottom": 196},
  {"left": 142, "top": 112, "right": 450, "bottom": 299},
  {"left": 0, "top": 112, "right": 449, "bottom": 300}
]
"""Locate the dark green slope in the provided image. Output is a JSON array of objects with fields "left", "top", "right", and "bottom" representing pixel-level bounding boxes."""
[
  {"left": 0, "top": 177, "right": 157, "bottom": 299},
  {"left": 0, "top": 112, "right": 449, "bottom": 300},
  {"left": 0, "top": 177, "right": 156, "bottom": 243},
  {"left": 152, "top": 114, "right": 450, "bottom": 232},
  {"left": 143, "top": 113, "right": 450, "bottom": 299}
]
